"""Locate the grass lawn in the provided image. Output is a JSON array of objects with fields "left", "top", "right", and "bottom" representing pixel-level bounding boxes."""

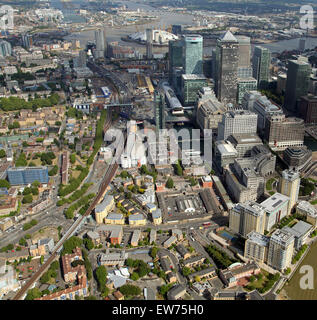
[
  {"left": 284, "top": 241, "right": 317, "bottom": 299},
  {"left": 310, "top": 199, "right": 317, "bottom": 205},
  {"left": 266, "top": 178, "right": 276, "bottom": 191},
  {"left": 71, "top": 170, "right": 81, "bottom": 179},
  {"left": 29, "top": 158, "right": 42, "bottom": 166},
  {"left": 245, "top": 270, "right": 269, "bottom": 290}
]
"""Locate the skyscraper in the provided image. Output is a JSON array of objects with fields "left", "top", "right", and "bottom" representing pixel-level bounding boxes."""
[
  {"left": 236, "top": 35, "right": 251, "bottom": 68},
  {"left": 0, "top": 40, "right": 11, "bottom": 57},
  {"left": 146, "top": 28, "right": 153, "bottom": 59},
  {"left": 172, "top": 25, "right": 182, "bottom": 36},
  {"left": 22, "top": 34, "right": 32, "bottom": 49},
  {"left": 278, "top": 169, "right": 301, "bottom": 215},
  {"left": 77, "top": 50, "right": 87, "bottom": 68},
  {"left": 94, "top": 28, "right": 106, "bottom": 59},
  {"left": 214, "top": 31, "right": 239, "bottom": 106},
  {"left": 182, "top": 35, "right": 203, "bottom": 75},
  {"left": 168, "top": 39, "right": 183, "bottom": 85},
  {"left": 154, "top": 91, "right": 166, "bottom": 135},
  {"left": 252, "top": 46, "right": 271, "bottom": 89},
  {"left": 284, "top": 59, "right": 311, "bottom": 113}
]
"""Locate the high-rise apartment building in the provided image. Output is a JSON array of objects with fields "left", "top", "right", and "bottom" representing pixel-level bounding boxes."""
[
  {"left": 214, "top": 31, "right": 239, "bottom": 106},
  {"left": 217, "top": 110, "right": 258, "bottom": 141},
  {"left": 260, "top": 193, "right": 290, "bottom": 232},
  {"left": 146, "top": 28, "right": 153, "bottom": 59},
  {"left": 0, "top": 40, "right": 12, "bottom": 57},
  {"left": 94, "top": 28, "right": 106, "bottom": 59},
  {"left": 284, "top": 59, "right": 311, "bottom": 113},
  {"left": 267, "top": 229, "right": 294, "bottom": 271},
  {"left": 229, "top": 201, "right": 266, "bottom": 238},
  {"left": 182, "top": 35, "right": 203, "bottom": 75},
  {"left": 22, "top": 34, "right": 32, "bottom": 49},
  {"left": 244, "top": 231, "right": 270, "bottom": 263},
  {"left": 278, "top": 169, "right": 301, "bottom": 215},
  {"left": 252, "top": 46, "right": 271, "bottom": 89},
  {"left": 154, "top": 91, "right": 166, "bottom": 135}
]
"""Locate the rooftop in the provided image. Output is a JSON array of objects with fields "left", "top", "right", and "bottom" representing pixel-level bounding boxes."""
[
  {"left": 260, "top": 193, "right": 290, "bottom": 213},
  {"left": 246, "top": 231, "right": 270, "bottom": 247}
]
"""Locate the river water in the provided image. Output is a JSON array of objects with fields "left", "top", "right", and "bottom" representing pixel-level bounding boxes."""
[{"left": 55, "top": 0, "right": 317, "bottom": 55}]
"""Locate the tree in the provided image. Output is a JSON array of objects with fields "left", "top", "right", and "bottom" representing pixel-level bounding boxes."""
[
  {"left": 120, "top": 171, "right": 129, "bottom": 179},
  {"left": 0, "top": 149, "right": 6, "bottom": 158},
  {"left": 166, "top": 177, "right": 174, "bottom": 189},
  {"left": 84, "top": 238, "right": 94, "bottom": 251},
  {"left": 23, "top": 187, "right": 32, "bottom": 195},
  {"left": 0, "top": 179, "right": 10, "bottom": 189},
  {"left": 70, "top": 153, "right": 76, "bottom": 164},
  {"left": 61, "top": 237, "right": 83, "bottom": 255},
  {"left": 19, "top": 238, "right": 27, "bottom": 246},
  {"left": 40, "top": 256, "right": 44, "bottom": 264},
  {"left": 119, "top": 284, "right": 141, "bottom": 297},
  {"left": 31, "top": 181, "right": 40, "bottom": 188},
  {"left": 25, "top": 288, "right": 42, "bottom": 300},
  {"left": 22, "top": 194, "right": 33, "bottom": 204},
  {"left": 150, "top": 247, "right": 158, "bottom": 259},
  {"left": 31, "top": 187, "right": 39, "bottom": 196},
  {"left": 130, "top": 272, "right": 140, "bottom": 281},
  {"left": 182, "top": 267, "right": 191, "bottom": 277},
  {"left": 95, "top": 265, "right": 108, "bottom": 294}
]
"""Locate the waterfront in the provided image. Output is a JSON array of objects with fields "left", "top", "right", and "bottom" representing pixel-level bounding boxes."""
[
  {"left": 54, "top": 0, "right": 317, "bottom": 54},
  {"left": 283, "top": 240, "right": 317, "bottom": 300}
]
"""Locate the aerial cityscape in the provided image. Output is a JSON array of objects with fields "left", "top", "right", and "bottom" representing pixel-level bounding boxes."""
[{"left": 0, "top": 0, "right": 317, "bottom": 304}]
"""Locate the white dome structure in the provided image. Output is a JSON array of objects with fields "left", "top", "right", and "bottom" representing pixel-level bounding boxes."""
[{"left": 128, "top": 29, "right": 178, "bottom": 45}]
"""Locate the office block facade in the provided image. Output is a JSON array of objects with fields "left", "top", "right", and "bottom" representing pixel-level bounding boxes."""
[
  {"left": 284, "top": 59, "right": 311, "bottom": 112},
  {"left": 182, "top": 74, "right": 207, "bottom": 106},
  {"left": 7, "top": 166, "right": 49, "bottom": 185},
  {"left": 217, "top": 110, "right": 258, "bottom": 141},
  {"left": 264, "top": 114, "right": 305, "bottom": 151},
  {"left": 237, "top": 78, "right": 257, "bottom": 104}
]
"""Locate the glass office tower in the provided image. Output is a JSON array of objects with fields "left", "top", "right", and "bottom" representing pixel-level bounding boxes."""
[
  {"left": 252, "top": 46, "right": 271, "bottom": 89},
  {"left": 182, "top": 35, "right": 203, "bottom": 75}
]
